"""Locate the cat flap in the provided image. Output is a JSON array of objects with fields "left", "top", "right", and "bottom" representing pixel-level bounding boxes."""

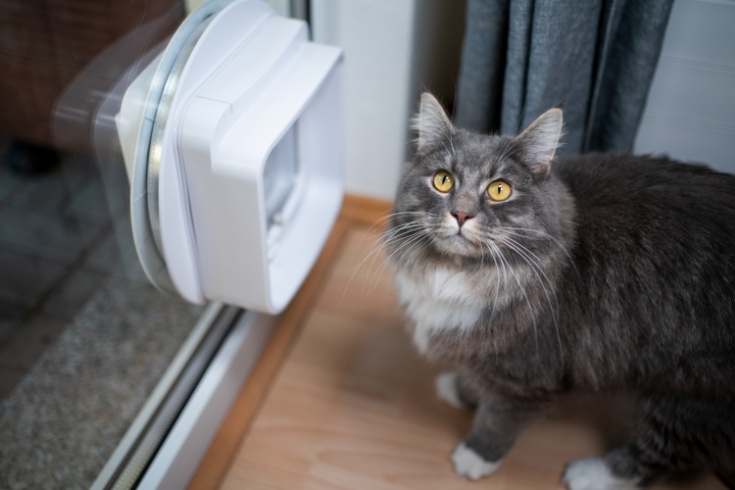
[{"left": 513, "top": 108, "right": 564, "bottom": 176}]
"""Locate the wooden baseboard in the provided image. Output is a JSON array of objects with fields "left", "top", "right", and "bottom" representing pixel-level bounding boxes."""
[{"left": 187, "top": 193, "right": 392, "bottom": 490}]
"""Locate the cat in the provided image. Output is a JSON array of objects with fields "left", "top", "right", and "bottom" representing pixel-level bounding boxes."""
[{"left": 387, "top": 93, "right": 735, "bottom": 489}]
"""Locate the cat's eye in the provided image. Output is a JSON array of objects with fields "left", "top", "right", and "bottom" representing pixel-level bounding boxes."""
[
  {"left": 432, "top": 170, "right": 455, "bottom": 193},
  {"left": 487, "top": 180, "right": 511, "bottom": 201}
]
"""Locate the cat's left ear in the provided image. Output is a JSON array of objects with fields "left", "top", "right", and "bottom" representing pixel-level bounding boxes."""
[
  {"left": 513, "top": 108, "right": 563, "bottom": 176},
  {"left": 413, "top": 93, "right": 455, "bottom": 153}
]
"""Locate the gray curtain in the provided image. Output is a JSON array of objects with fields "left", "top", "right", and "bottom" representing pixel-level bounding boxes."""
[{"left": 455, "top": 0, "right": 674, "bottom": 156}]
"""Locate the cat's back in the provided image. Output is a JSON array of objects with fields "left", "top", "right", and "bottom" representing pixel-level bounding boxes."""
[
  {"left": 554, "top": 153, "right": 735, "bottom": 392},
  {"left": 555, "top": 152, "right": 735, "bottom": 247},
  {"left": 555, "top": 152, "right": 735, "bottom": 218}
]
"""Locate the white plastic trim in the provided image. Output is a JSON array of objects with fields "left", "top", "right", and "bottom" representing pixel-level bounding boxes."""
[{"left": 137, "top": 311, "right": 279, "bottom": 489}]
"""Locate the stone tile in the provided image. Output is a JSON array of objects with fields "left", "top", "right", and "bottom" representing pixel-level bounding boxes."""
[
  {"left": 0, "top": 206, "right": 102, "bottom": 263},
  {"left": 42, "top": 267, "right": 108, "bottom": 320},
  {"left": 1, "top": 152, "right": 105, "bottom": 250},
  {"left": 0, "top": 248, "right": 67, "bottom": 306},
  {"left": 9, "top": 169, "right": 75, "bottom": 213},
  {"left": 84, "top": 229, "right": 123, "bottom": 273},
  {"left": 85, "top": 227, "right": 147, "bottom": 282},
  {"left": 94, "top": 157, "right": 130, "bottom": 221},
  {"left": 0, "top": 160, "right": 23, "bottom": 204},
  {"left": 0, "top": 315, "right": 69, "bottom": 370},
  {"left": 0, "top": 365, "right": 25, "bottom": 400},
  {"left": 0, "top": 301, "right": 28, "bottom": 345},
  {"left": 66, "top": 177, "right": 115, "bottom": 225},
  {"left": 0, "top": 145, "right": 93, "bottom": 207},
  {"left": 58, "top": 153, "right": 97, "bottom": 192}
]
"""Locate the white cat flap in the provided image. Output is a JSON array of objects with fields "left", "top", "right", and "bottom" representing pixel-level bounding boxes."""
[{"left": 115, "top": 0, "right": 344, "bottom": 314}]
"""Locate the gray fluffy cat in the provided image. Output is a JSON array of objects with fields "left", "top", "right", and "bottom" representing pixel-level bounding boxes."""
[{"left": 388, "top": 93, "right": 735, "bottom": 489}]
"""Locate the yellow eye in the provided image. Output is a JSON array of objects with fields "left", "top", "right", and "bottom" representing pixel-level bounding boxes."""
[
  {"left": 432, "top": 170, "right": 454, "bottom": 193},
  {"left": 487, "top": 180, "right": 511, "bottom": 201}
]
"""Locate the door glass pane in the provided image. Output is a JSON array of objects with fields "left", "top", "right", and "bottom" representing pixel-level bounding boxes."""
[{"left": 0, "top": 2, "right": 205, "bottom": 487}]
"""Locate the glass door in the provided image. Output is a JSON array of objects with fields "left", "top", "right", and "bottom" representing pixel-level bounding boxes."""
[
  {"left": 0, "top": 0, "right": 342, "bottom": 487},
  {"left": 0, "top": 2, "right": 210, "bottom": 488}
]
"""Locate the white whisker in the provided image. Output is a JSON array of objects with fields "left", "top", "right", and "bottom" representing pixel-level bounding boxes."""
[
  {"left": 486, "top": 238, "right": 540, "bottom": 354},
  {"left": 371, "top": 230, "right": 430, "bottom": 292},
  {"left": 500, "top": 226, "right": 577, "bottom": 271},
  {"left": 494, "top": 235, "right": 563, "bottom": 355},
  {"left": 341, "top": 217, "right": 426, "bottom": 305}
]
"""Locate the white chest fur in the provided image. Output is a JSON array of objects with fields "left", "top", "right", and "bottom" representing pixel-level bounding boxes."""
[{"left": 394, "top": 267, "right": 487, "bottom": 354}]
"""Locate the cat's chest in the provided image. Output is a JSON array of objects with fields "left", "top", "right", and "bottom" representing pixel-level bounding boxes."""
[{"left": 394, "top": 267, "right": 487, "bottom": 353}]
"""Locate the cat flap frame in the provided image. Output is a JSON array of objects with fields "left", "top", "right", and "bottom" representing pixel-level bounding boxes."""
[{"left": 117, "top": 0, "right": 344, "bottom": 313}]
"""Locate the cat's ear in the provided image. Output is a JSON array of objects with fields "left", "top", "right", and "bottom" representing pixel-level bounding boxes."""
[
  {"left": 513, "top": 108, "right": 563, "bottom": 176},
  {"left": 413, "top": 93, "right": 455, "bottom": 152}
]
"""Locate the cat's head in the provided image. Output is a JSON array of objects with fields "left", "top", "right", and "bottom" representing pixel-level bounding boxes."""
[{"left": 391, "top": 93, "right": 565, "bottom": 260}]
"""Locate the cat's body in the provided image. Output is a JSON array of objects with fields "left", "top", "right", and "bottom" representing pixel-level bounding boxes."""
[{"left": 388, "top": 94, "right": 735, "bottom": 488}]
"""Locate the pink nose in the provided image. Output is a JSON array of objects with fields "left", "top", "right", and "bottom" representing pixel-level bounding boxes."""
[{"left": 453, "top": 212, "right": 472, "bottom": 227}]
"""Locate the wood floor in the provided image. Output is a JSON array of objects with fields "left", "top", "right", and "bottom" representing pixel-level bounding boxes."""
[{"left": 191, "top": 197, "right": 726, "bottom": 490}]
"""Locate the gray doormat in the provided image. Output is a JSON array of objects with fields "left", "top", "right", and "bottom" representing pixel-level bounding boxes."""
[{"left": 0, "top": 276, "right": 203, "bottom": 489}]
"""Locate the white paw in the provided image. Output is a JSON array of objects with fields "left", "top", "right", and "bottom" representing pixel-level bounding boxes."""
[
  {"left": 435, "top": 371, "right": 467, "bottom": 409},
  {"left": 563, "top": 458, "right": 636, "bottom": 490},
  {"left": 450, "top": 443, "right": 501, "bottom": 480}
]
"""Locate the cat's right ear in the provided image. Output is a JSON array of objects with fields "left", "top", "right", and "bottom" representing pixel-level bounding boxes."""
[
  {"left": 513, "top": 108, "right": 564, "bottom": 176},
  {"left": 413, "top": 93, "right": 455, "bottom": 153}
]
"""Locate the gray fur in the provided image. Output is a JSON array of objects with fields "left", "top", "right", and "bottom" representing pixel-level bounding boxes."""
[{"left": 388, "top": 94, "right": 735, "bottom": 485}]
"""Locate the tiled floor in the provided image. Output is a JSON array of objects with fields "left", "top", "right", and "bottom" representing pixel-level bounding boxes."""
[{"left": 0, "top": 141, "right": 120, "bottom": 400}]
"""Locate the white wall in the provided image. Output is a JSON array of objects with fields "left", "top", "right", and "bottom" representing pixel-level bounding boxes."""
[
  {"left": 311, "top": 0, "right": 415, "bottom": 200},
  {"left": 185, "top": 0, "right": 290, "bottom": 17},
  {"left": 634, "top": 0, "right": 735, "bottom": 174},
  {"left": 312, "top": 0, "right": 466, "bottom": 200}
]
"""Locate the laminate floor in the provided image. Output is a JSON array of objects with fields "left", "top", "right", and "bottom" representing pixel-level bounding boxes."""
[{"left": 218, "top": 226, "right": 725, "bottom": 489}]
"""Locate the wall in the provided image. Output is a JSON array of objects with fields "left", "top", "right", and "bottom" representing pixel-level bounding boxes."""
[
  {"left": 311, "top": 0, "right": 466, "bottom": 200},
  {"left": 186, "top": 0, "right": 290, "bottom": 16},
  {"left": 634, "top": 0, "right": 735, "bottom": 174}
]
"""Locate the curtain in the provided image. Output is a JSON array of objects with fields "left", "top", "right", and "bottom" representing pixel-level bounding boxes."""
[{"left": 454, "top": 0, "right": 674, "bottom": 156}]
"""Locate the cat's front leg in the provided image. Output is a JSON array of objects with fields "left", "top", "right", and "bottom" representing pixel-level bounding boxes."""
[
  {"left": 450, "top": 393, "right": 549, "bottom": 480},
  {"left": 451, "top": 441, "right": 502, "bottom": 480}
]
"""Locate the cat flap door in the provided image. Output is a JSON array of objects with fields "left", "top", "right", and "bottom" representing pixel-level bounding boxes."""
[{"left": 115, "top": 0, "right": 344, "bottom": 314}]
